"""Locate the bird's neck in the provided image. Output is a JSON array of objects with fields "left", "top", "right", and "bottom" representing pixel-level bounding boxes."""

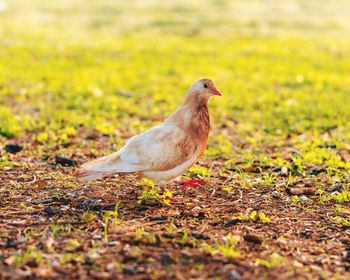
[
  {"left": 166, "top": 95, "right": 210, "bottom": 142},
  {"left": 183, "top": 92, "right": 209, "bottom": 106}
]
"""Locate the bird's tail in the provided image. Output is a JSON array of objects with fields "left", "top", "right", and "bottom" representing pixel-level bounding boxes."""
[{"left": 77, "top": 153, "right": 120, "bottom": 182}]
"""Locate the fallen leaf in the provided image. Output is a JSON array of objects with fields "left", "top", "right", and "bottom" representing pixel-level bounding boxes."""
[
  {"left": 65, "top": 239, "right": 81, "bottom": 251},
  {"left": 289, "top": 187, "right": 316, "bottom": 195},
  {"left": 338, "top": 149, "right": 350, "bottom": 162}
]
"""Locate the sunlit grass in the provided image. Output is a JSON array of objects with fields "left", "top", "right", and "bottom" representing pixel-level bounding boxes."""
[{"left": 1, "top": 36, "right": 349, "bottom": 140}]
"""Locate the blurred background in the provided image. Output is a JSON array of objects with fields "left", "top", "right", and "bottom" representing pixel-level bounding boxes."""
[
  {"left": 2, "top": 0, "right": 350, "bottom": 38},
  {"left": 0, "top": 0, "right": 349, "bottom": 154}
]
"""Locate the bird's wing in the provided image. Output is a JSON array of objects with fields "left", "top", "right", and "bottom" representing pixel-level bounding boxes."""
[
  {"left": 119, "top": 125, "right": 196, "bottom": 171},
  {"left": 77, "top": 125, "right": 196, "bottom": 182}
]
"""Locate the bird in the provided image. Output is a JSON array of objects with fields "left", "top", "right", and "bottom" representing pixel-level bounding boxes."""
[{"left": 77, "top": 78, "right": 222, "bottom": 189}]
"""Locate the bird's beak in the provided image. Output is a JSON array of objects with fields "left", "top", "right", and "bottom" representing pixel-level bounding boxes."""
[{"left": 211, "top": 85, "right": 223, "bottom": 97}]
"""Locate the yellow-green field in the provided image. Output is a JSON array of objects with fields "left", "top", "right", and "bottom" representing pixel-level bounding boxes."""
[{"left": 1, "top": 1, "right": 350, "bottom": 279}]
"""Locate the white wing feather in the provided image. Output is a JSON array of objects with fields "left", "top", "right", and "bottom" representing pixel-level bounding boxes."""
[
  {"left": 119, "top": 125, "right": 195, "bottom": 171},
  {"left": 78, "top": 124, "right": 195, "bottom": 181}
]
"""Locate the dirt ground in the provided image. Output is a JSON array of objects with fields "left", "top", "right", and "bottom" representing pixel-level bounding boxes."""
[{"left": 1, "top": 131, "right": 349, "bottom": 280}]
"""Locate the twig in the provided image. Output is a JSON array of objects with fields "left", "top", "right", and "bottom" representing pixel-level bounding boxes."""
[
  {"left": 233, "top": 189, "right": 243, "bottom": 203},
  {"left": 30, "top": 174, "right": 37, "bottom": 184}
]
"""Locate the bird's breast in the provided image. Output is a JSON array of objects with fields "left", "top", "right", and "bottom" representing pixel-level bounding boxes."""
[{"left": 188, "top": 104, "right": 210, "bottom": 142}]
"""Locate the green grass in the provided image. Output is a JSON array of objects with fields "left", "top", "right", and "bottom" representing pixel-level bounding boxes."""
[
  {"left": 2, "top": 36, "right": 350, "bottom": 136},
  {"left": 1, "top": 0, "right": 349, "bottom": 189},
  {"left": 1, "top": 2, "right": 350, "bottom": 147}
]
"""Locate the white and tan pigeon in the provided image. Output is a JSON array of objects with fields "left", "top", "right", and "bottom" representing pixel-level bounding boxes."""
[{"left": 77, "top": 79, "right": 222, "bottom": 189}]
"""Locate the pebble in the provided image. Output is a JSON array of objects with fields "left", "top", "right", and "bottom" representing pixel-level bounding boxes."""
[
  {"left": 55, "top": 155, "right": 76, "bottom": 166},
  {"left": 161, "top": 252, "right": 174, "bottom": 265},
  {"left": 192, "top": 233, "right": 210, "bottom": 240},
  {"left": 329, "top": 184, "right": 342, "bottom": 193},
  {"left": 123, "top": 265, "right": 138, "bottom": 275},
  {"left": 243, "top": 234, "right": 262, "bottom": 244},
  {"left": 344, "top": 250, "right": 350, "bottom": 259},
  {"left": 44, "top": 206, "right": 57, "bottom": 217},
  {"left": 223, "top": 219, "right": 240, "bottom": 227},
  {"left": 4, "top": 143, "right": 22, "bottom": 154},
  {"left": 60, "top": 205, "right": 70, "bottom": 211},
  {"left": 51, "top": 260, "right": 60, "bottom": 267},
  {"left": 227, "top": 270, "right": 242, "bottom": 280},
  {"left": 281, "top": 167, "right": 289, "bottom": 175},
  {"left": 271, "top": 190, "right": 282, "bottom": 199}
]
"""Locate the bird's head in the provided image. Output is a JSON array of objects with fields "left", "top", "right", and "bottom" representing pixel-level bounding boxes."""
[{"left": 187, "top": 79, "right": 222, "bottom": 103}]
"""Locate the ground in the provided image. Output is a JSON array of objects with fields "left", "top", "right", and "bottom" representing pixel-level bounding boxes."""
[{"left": 1, "top": 1, "right": 350, "bottom": 279}]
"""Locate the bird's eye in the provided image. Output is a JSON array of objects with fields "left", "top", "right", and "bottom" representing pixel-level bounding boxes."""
[{"left": 203, "top": 84, "right": 208, "bottom": 88}]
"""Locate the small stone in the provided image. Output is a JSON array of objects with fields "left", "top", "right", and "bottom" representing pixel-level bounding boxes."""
[
  {"left": 84, "top": 258, "right": 94, "bottom": 266},
  {"left": 123, "top": 265, "right": 138, "bottom": 275},
  {"left": 26, "top": 199, "right": 53, "bottom": 205},
  {"left": 344, "top": 249, "right": 350, "bottom": 259},
  {"left": 299, "top": 195, "right": 308, "bottom": 201},
  {"left": 196, "top": 211, "right": 206, "bottom": 220},
  {"left": 162, "top": 233, "right": 175, "bottom": 239},
  {"left": 55, "top": 155, "right": 76, "bottom": 166},
  {"left": 227, "top": 270, "right": 242, "bottom": 280},
  {"left": 271, "top": 190, "right": 282, "bottom": 199},
  {"left": 223, "top": 219, "right": 240, "bottom": 227},
  {"left": 181, "top": 250, "right": 192, "bottom": 259},
  {"left": 148, "top": 216, "right": 167, "bottom": 222},
  {"left": 191, "top": 233, "right": 210, "bottom": 240},
  {"left": 281, "top": 167, "right": 289, "bottom": 175},
  {"left": 6, "top": 239, "right": 19, "bottom": 248},
  {"left": 243, "top": 234, "right": 262, "bottom": 244},
  {"left": 51, "top": 260, "right": 60, "bottom": 267},
  {"left": 44, "top": 206, "right": 57, "bottom": 217},
  {"left": 4, "top": 144, "right": 22, "bottom": 154},
  {"left": 329, "top": 184, "right": 342, "bottom": 193},
  {"left": 161, "top": 252, "right": 174, "bottom": 265},
  {"left": 60, "top": 205, "right": 70, "bottom": 211},
  {"left": 81, "top": 198, "right": 102, "bottom": 211},
  {"left": 106, "top": 263, "right": 115, "bottom": 270},
  {"left": 310, "top": 168, "right": 326, "bottom": 175},
  {"left": 26, "top": 259, "right": 39, "bottom": 268},
  {"left": 271, "top": 166, "right": 282, "bottom": 173}
]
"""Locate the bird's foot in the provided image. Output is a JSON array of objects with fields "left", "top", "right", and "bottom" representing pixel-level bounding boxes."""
[
  {"left": 165, "top": 196, "right": 177, "bottom": 203},
  {"left": 180, "top": 178, "right": 205, "bottom": 191},
  {"left": 159, "top": 187, "right": 177, "bottom": 202}
]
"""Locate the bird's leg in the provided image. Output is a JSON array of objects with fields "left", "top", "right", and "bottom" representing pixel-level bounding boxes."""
[
  {"left": 159, "top": 185, "right": 166, "bottom": 194},
  {"left": 180, "top": 178, "right": 205, "bottom": 191}
]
